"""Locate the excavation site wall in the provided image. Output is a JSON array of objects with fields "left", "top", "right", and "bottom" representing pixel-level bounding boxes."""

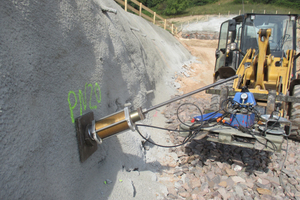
[{"left": 0, "top": 0, "right": 193, "bottom": 199}]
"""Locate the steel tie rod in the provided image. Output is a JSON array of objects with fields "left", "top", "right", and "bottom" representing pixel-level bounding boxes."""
[{"left": 143, "top": 75, "right": 238, "bottom": 114}]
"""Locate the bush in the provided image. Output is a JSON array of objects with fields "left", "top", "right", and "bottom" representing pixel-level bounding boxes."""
[
  {"left": 192, "top": 0, "right": 218, "bottom": 6},
  {"left": 164, "top": 0, "right": 188, "bottom": 15},
  {"left": 275, "top": 0, "right": 300, "bottom": 9},
  {"left": 233, "top": 0, "right": 300, "bottom": 9}
]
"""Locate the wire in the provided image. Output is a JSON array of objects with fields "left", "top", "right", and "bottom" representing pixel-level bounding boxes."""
[
  {"left": 262, "top": 111, "right": 281, "bottom": 135},
  {"left": 219, "top": 98, "right": 278, "bottom": 151},
  {"left": 136, "top": 92, "right": 293, "bottom": 198},
  {"left": 135, "top": 94, "right": 281, "bottom": 152},
  {"left": 135, "top": 103, "right": 204, "bottom": 148},
  {"left": 220, "top": 98, "right": 293, "bottom": 197},
  {"left": 233, "top": 111, "right": 278, "bottom": 152},
  {"left": 278, "top": 136, "right": 295, "bottom": 199},
  {"left": 136, "top": 125, "right": 196, "bottom": 148},
  {"left": 177, "top": 103, "right": 203, "bottom": 129}
]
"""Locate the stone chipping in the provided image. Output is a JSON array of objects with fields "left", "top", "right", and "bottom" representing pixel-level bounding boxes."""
[
  {"left": 150, "top": 96, "right": 300, "bottom": 200},
  {"left": 0, "top": 0, "right": 194, "bottom": 199}
]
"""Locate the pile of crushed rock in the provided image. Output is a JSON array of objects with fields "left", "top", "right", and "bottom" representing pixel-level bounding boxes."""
[
  {"left": 181, "top": 32, "right": 219, "bottom": 40},
  {"left": 152, "top": 96, "right": 300, "bottom": 200}
]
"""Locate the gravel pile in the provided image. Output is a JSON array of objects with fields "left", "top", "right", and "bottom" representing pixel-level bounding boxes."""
[
  {"left": 155, "top": 96, "right": 300, "bottom": 200},
  {"left": 181, "top": 32, "right": 219, "bottom": 40}
]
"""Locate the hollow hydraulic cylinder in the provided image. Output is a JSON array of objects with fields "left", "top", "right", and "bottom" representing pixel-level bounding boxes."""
[{"left": 94, "top": 107, "right": 144, "bottom": 140}]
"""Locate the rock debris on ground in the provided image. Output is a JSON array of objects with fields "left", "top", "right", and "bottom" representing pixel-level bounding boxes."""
[{"left": 148, "top": 96, "right": 300, "bottom": 200}]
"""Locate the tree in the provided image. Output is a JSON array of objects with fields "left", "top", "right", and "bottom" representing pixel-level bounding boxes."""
[
  {"left": 276, "top": 0, "right": 300, "bottom": 9},
  {"left": 192, "top": 0, "right": 218, "bottom": 6},
  {"left": 164, "top": 0, "right": 188, "bottom": 15},
  {"left": 234, "top": 0, "right": 300, "bottom": 8}
]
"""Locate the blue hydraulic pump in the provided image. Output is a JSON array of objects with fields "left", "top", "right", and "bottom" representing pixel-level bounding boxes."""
[{"left": 230, "top": 90, "right": 256, "bottom": 128}]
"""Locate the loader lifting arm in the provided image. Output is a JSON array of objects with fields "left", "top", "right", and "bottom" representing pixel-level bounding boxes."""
[
  {"left": 207, "top": 13, "right": 300, "bottom": 139},
  {"left": 233, "top": 28, "right": 296, "bottom": 97},
  {"left": 256, "top": 28, "right": 271, "bottom": 90}
]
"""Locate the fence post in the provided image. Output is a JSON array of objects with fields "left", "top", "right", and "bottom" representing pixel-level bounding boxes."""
[
  {"left": 276, "top": 10, "right": 278, "bottom": 14},
  {"left": 139, "top": 3, "right": 142, "bottom": 16},
  {"left": 172, "top": 24, "right": 174, "bottom": 34},
  {"left": 125, "top": 0, "right": 127, "bottom": 12},
  {"left": 228, "top": 11, "right": 230, "bottom": 16},
  {"left": 252, "top": 9, "right": 253, "bottom": 13},
  {"left": 264, "top": 10, "right": 266, "bottom": 14},
  {"left": 164, "top": 19, "right": 166, "bottom": 30},
  {"left": 153, "top": 12, "right": 156, "bottom": 24},
  {"left": 289, "top": 11, "right": 290, "bottom": 14},
  {"left": 239, "top": 10, "right": 241, "bottom": 15}
]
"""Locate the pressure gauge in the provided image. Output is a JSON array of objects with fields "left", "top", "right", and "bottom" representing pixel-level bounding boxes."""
[{"left": 241, "top": 93, "right": 248, "bottom": 100}]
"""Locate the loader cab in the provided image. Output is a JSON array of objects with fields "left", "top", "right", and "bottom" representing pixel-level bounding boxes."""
[
  {"left": 241, "top": 14, "right": 296, "bottom": 57},
  {"left": 214, "top": 14, "right": 298, "bottom": 82},
  {"left": 214, "top": 16, "right": 243, "bottom": 81}
]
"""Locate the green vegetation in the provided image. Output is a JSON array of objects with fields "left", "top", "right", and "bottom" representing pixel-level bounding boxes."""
[
  {"left": 144, "top": 0, "right": 300, "bottom": 17},
  {"left": 234, "top": 0, "right": 300, "bottom": 9},
  {"left": 129, "top": 0, "right": 218, "bottom": 15},
  {"left": 163, "top": 0, "right": 187, "bottom": 15},
  {"left": 184, "top": 1, "right": 300, "bottom": 17},
  {"left": 124, "top": 0, "right": 300, "bottom": 21}
]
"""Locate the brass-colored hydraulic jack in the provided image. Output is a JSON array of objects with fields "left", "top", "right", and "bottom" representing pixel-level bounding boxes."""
[{"left": 76, "top": 75, "right": 238, "bottom": 162}]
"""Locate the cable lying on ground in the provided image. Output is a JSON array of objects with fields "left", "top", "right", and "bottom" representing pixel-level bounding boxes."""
[
  {"left": 135, "top": 96, "right": 292, "bottom": 198},
  {"left": 135, "top": 102, "right": 204, "bottom": 148}
]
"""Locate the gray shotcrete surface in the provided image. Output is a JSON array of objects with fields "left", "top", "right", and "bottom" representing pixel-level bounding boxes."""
[
  {"left": 182, "top": 16, "right": 234, "bottom": 34},
  {"left": 0, "top": 0, "right": 194, "bottom": 199}
]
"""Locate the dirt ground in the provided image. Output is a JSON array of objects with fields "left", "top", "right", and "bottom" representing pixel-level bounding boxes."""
[
  {"left": 176, "top": 36, "right": 300, "bottom": 99},
  {"left": 168, "top": 15, "right": 211, "bottom": 26},
  {"left": 175, "top": 38, "right": 218, "bottom": 100}
]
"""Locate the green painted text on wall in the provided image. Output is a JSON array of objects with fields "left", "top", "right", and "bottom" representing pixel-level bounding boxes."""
[{"left": 68, "top": 82, "right": 101, "bottom": 123}]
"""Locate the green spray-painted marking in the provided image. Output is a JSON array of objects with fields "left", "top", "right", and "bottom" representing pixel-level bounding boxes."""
[
  {"left": 94, "top": 82, "right": 101, "bottom": 103},
  {"left": 68, "top": 82, "right": 102, "bottom": 123},
  {"left": 78, "top": 83, "right": 88, "bottom": 116},
  {"left": 88, "top": 83, "right": 97, "bottom": 109},
  {"left": 68, "top": 91, "right": 77, "bottom": 123}
]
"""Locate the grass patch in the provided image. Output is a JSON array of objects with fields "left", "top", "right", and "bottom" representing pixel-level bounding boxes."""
[
  {"left": 151, "top": 0, "right": 300, "bottom": 18},
  {"left": 186, "top": 1, "right": 300, "bottom": 15}
]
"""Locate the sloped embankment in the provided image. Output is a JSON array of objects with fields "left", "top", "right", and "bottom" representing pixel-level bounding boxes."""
[
  {"left": 180, "top": 15, "right": 233, "bottom": 39},
  {"left": 0, "top": 0, "right": 193, "bottom": 199}
]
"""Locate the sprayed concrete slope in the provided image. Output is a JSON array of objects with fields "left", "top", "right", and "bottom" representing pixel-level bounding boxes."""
[
  {"left": 0, "top": 0, "right": 193, "bottom": 199},
  {"left": 182, "top": 16, "right": 234, "bottom": 34}
]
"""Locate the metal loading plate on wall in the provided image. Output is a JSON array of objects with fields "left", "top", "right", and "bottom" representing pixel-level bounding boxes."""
[{"left": 75, "top": 112, "right": 97, "bottom": 162}]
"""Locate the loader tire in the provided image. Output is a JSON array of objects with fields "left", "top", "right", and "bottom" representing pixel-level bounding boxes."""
[
  {"left": 290, "top": 85, "right": 300, "bottom": 139},
  {"left": 210, "top": 78, "right": 234, "bottom": 111}
]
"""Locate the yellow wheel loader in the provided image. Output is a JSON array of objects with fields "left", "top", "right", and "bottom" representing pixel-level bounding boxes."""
[
  {"left": 75, "top": 14, "right": 300, "bottom": 162},
  {"left": 206, "top": 13, "right": 300, "bottom": 138}
]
